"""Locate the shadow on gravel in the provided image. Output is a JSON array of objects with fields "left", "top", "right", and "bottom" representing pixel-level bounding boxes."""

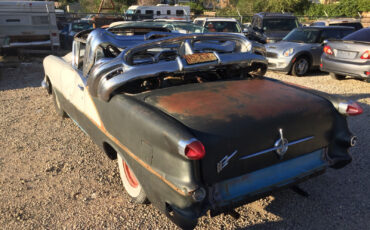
[{"left": 0, "top": 59, "right": 44, "bottom": 91}]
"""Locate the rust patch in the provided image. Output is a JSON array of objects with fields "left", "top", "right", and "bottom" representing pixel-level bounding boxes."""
[{"left": 152, "top": 80, "right": 325, "bottom": 122}]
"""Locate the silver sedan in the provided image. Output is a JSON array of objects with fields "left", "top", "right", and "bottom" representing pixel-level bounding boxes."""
[{"left": 321, "top": 28, "right": 370, "bottom": 82}]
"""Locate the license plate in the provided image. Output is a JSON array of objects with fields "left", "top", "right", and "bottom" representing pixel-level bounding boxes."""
[
  {"left": 336, "top": 50, "right": 356, "bottom": 59},
  {"left": 184, "top": 53, "right": 217, "bottom": 65}
]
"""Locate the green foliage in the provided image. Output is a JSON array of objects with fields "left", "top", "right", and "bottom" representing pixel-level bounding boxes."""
[
  {"left": 305, "top": 0, "right": 368, "bottom": 18},
  {"left": 218, "top": 0, "right": 312, "bottom": 17},
  {"left": 182, "top": 1, "right": 205, "bottom": 15}
]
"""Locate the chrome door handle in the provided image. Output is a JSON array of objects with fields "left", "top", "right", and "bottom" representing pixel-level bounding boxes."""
[{"left": 77, "top": 84, "right": 84, "bottom": 91}]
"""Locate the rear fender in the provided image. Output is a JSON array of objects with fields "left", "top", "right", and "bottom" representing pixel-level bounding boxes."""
[{"left": 276, "top": 80, "right": 355, "bottom": 168}]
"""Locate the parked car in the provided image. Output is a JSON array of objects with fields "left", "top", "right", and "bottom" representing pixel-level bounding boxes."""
[
  {"left": 246, "top": 12, "right": 300, "bottom": 44},
  {"left": 108, "top": 21, "right": 208, "bottom": 34},
  {"left": 310, "top": 18, "right": 363, "bottom": 31},
  {"left": 266, "top": 26, "right": 355, "bottom": 76},
  {"left": 60, "top": 20, "right": 93, "bottom": 49},
  {"left": 192, "top": 17, "right": 266, "bottom": 59},
  {"left": 108, "top": 20, "right": 267, "bottom": 63},
  {"left": 321, "top": 27, "right": 370, "bottom": 82},
  {"left": 193, "top": 17, "right": 243, "bottom": 33},
  {"left": 42, "top": 28, "right": 362, "bottom": 229}
]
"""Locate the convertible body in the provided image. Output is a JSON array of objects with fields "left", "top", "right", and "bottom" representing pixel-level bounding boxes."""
[{"left": 42, "top": 28, "right": 361, "bottom": 229}]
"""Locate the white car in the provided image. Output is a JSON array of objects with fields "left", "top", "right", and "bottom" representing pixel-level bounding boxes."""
[{"left": 193, "top": 17, "right": 243, "bottom": 34}]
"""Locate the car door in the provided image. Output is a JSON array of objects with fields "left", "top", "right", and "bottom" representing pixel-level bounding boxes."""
[{"left": 60, "top": 62, "right": 85, "bottom": 121}]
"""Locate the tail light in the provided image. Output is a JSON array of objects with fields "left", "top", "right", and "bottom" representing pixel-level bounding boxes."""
[
  {"left": 178, "top": 138, "right": 205, "bottom": 160},
  {"left": 338, "top": 101, "right": 363, "bottom": 116},
  {"left": 360, "top": 50, "right": 369, "bottom": 59},
  {"left": 51, "top": 33, "right": 57, "bottom": 37},
  {"left": 323, "top": 45, "right": 333, "bottom": 55}
]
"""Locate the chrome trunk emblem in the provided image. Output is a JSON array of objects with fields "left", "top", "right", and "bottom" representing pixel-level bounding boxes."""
[
  {"left": 274, "top": 128, "right": 289, "bottom": 159},
  {"left": 239, "top": 129, "right": 314, "bottom": 161}
]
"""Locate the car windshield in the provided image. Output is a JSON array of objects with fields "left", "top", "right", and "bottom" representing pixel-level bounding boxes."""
[
  {"left": 72, "top": 22, "right": 93, "bottom": 32},
  {"left": 126, "top": 9, "right": 135, "bottom": 15},
  {"left": 165, "top": 22, "right": 208, "bottom": 33},
  {"left": 263, "top": 18, "right": 298, "bottom": 31},
  {"left": 204, "top": 21, "right": 241, "bottom": 33},
  {"left": 283, "top": 28, "right": 320, "bottom": 43},
  {"left": 330, "top": 22, "right": 362, "bottom": 30},
  {"left": 343, "top": 28, "right": 370, "bottom": 42}
]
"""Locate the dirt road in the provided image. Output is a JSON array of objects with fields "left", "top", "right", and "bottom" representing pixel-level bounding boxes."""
[{"left": 1, "top": 60, "right": 369, "bottom": 229}]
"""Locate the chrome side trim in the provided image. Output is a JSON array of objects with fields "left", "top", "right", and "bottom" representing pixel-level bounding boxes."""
[
  {"left": 41, "top": 79, "right": 48, "bottom": 89},
  {"left": 239, "top": 136, "right": 314, "bottom": 160}
]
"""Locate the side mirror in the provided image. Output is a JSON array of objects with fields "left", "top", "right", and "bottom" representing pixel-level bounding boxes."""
[{"left": 321, "top": 39, "right": 328, "bottom": 46}]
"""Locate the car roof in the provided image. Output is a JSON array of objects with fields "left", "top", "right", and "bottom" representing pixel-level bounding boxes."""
[
  {"left": 255, "top": 12, "right": 296, "bottom": 19},
  {"left": 194, "top": 17, "right": 238, "bottom": 22},
  {"left": 314, "top": 18, "right": 361, "bottom": 23},
  {"left": 306, "top": 26, "right": 356, "bottom": 30}
]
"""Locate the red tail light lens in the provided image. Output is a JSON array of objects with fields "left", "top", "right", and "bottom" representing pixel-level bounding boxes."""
[
  {"left": 51, "top": 33, "right": 57, "bottom": 36},
  {"left": 323, "top": 45, "right": 333, "bottom": 55},
  {"left": 360, "top": 50, "right": 370, "bottom": 59},
  {"left": 338, "top": 101, "right": 363, "bottom": 116},
  {"left": 346, "top": 102, "right": 363, "bottom": 116},
  {"left": 185, "top": 140, "right": 205, "bottom": 160}
]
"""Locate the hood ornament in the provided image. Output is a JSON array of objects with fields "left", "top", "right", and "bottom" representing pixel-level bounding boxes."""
[{"left": 274, "top": 128, "right": 288, "bottom": 159}]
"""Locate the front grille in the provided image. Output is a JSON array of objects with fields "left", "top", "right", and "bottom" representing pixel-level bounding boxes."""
[{"left": 266, "top": 52, "right": 278, "bottom": 58}]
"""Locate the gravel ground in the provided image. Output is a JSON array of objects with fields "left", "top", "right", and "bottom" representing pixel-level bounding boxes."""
[{"left": 0, "top": 59, "right": 369, "bottom": 230}]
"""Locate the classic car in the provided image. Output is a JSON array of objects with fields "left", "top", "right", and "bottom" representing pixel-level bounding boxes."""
[
  {"left": 266, "top": 26, "right": 355, "bottom": 76},
  {"left": 42, "top": 28, "right": 362, "bottom": 229},
  {"left": 321, "top": 27, "right": 370, "bottom": 82}
]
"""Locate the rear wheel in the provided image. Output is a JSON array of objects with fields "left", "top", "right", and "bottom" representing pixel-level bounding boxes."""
[
  {"left": 52, "top": 87, "right": 68, "bottom": 118},
  {"left": 330, "top": 72, "right": 346, "bottom": 80},
  {"left": 291, "top": 57, "right": 309, "bottom": 77},
  {"left": 117, "top": 154, "right": 147, "bottom": 204}
]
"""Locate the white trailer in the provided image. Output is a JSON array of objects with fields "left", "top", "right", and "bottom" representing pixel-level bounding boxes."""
[
  {"left": 0, "top": 1, "right": 60, "bottom": 53},
  {"left": 125, "top": 4, "right": 190, "bottom": 21}
]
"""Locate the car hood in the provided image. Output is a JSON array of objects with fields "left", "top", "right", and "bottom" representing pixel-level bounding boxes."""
[{"left": 266, "top": 41, "right": 312, "bottom": 52}]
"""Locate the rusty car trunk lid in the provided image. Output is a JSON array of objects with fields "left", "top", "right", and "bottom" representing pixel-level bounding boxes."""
[{"left": 143, "top": 78, "right": 335, "bottom": 184}]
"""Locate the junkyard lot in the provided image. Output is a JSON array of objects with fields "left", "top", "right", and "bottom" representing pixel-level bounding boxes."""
[{"left": 0, "top": 59, "right": 369, "bottom": 229}]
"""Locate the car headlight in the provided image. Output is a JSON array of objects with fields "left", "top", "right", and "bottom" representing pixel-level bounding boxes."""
[{"left": 283, "top": 48, "right": 294, "bottom": 57}]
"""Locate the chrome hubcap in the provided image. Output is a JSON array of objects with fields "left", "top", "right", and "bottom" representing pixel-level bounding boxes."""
[{"left": 296, "top": 59, "right": 308, "bottom": 75}]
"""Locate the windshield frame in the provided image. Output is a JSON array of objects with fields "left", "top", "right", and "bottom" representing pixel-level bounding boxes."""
[
  {"left": 262, "top": 18, "right": 299, "bottom": 31},
  {"left": 204, "top": 21, "right": 242, "bottom": 33},
  {"left": 283, "top": 28, "right": 321, "bottom": 43}
]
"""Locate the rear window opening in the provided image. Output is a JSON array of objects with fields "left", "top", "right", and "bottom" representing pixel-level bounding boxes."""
[{"left": 117, "top": 67, "right": 254, "bottom": 94}]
